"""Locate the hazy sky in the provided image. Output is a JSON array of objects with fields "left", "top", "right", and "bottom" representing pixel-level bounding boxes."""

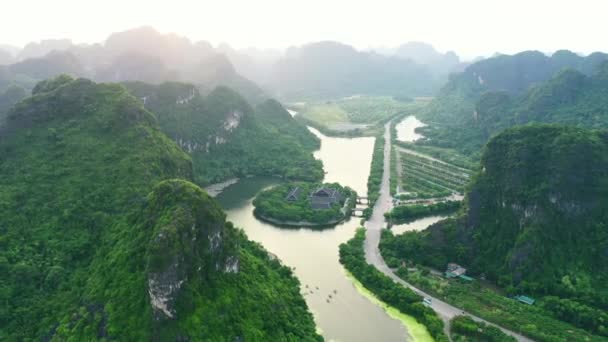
[{"left": 2, "top": 0, "right": 606, "bottom": 58}]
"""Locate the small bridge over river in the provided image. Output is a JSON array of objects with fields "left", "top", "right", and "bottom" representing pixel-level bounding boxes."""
[
  {"left": 351, "top": 207, "right": 367, "bottom": 217},
  {"left": 356, "top": 196, "right": 369, "bottom": 204}
]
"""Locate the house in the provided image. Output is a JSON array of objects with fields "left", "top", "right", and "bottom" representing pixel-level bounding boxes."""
[
  {"left": 310, "top": 187, "right": 342, "bottom": 210},
  {"left": 445, "top": 263, "right": 467, "bottom": 278},
  {"left": 514, "top": 295, "right": 535, "bottom": 305},
  {"left": 285, "top": 187, "right": 302, "bottom": 202}
]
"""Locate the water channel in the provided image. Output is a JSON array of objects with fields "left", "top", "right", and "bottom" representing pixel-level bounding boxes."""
[{"left": 215, "top": 118, "right": 431, "bottom": 341}]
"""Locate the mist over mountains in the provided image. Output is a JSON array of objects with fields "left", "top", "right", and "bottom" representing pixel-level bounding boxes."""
[{"left": 0, "top": 26, "right": 469, "bottom": 102}]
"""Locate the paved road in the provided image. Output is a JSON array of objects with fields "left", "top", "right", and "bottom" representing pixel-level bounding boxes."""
[{"left": 364, "top": 122, "right": 533, "bottom": 342}]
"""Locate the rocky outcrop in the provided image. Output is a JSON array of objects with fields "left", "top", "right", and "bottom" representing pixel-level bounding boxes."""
[
  {"left": 148, "top": 256, "right": 183, "bottom": 319},
  {"left": 144, "top": 180, "right": 239, "bottom": 320}
]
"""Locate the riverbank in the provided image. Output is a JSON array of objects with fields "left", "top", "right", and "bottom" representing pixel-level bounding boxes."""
[
  {"left": 217, "top": 129, "right": 414, "bottom": 341},
  {"left": 344, "top": 270, "right": 433, "bottom": 342},
  {"left": 253, "top": 182, "right": 356, "bottom": 227},
  {"left": 363, "top": 120, "right": 533, "bottom": 342},
  {"left": 340, "top": 228, "right": 448, "bottom": 341},
  {"left": 204, "top": 178, "right": 239, "bottom": 197},
  {"left": 253, "top": 212, "right": 348, "bottom": 229}
]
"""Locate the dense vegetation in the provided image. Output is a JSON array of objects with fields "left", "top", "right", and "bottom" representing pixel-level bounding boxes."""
[
  {"left": 253, "top": 182, "right": 355, "bottom": 226},
  {"left": 339, "top": 229, "right": 447, "bottom": 341},
  {"left": 0, "top": 76, "right": 321, "bottom": 340},
  {"left": 418, "top": 50, "right": 608, "bottom": 156},
  {"left": 364, "top": 134, "right": 385, "bottom": 217},
  {"left": 379, "top": 125, "right": 608, "bottom": 340},
  {"left": 123, "top": 81, "right": 323, "bottom": 185},
  {"left": 378, "top": 251, "right": 605, "bottom": 342},
  {"left": 385, "top": 201, "right": 460, "bottom": 222},
  {"left": 299, "top": 96, "right": 414, "bottom": 126},
  {"left": 296, "top": 95, "right": 427, "bottom": 135},
  {"left": 450, "top": 316, "right": 516, "bottom": 342},
  {"left": 0, "top": 84, "right": 27, "bottom": 121},
  {"left": 396, "top": 150, "right": 471, "bottom": 199}
]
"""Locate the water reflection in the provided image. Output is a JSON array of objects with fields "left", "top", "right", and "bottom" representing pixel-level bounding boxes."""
[
  {"left": 216, "top": 129, "right": 411, "bottom": 342},
  {"left": 395, "top": 116, "right": 426, "bottom": 142}
]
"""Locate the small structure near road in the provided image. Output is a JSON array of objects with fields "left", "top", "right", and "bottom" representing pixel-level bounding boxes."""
[
  {"left": 514, "top": 295, "right": 535, "bottom": 305},
  {"left": 310, "top": 187, "right": 342, "bottom": 209},
  {"left": 445, "top": 263, "right": 467, "bottom": 278}
]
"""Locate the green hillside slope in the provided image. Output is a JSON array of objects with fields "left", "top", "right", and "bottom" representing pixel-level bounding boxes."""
[{"left": 0, "top": 76, "right": 321, "bottom": 341}]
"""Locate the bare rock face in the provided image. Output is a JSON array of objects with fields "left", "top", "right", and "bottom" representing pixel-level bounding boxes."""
[
  {"left": 144, "top": 180, "right": 239, "bottom": 320},
  {"left": 148, "top": 256, "right": 183, "bottom": 319}
]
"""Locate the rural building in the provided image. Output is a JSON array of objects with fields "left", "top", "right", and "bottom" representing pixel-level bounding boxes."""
[
  {"left": 514, "top": 295, "right": 535, "bottom": 305},
  {"left": 285, "top": 187, "right": 302, "bottom": 202},
  {"left": 445, "top": 263, "right": 467, "bottom": 278},
  {"left": 310, "top": 187, "right": 342, "bottom": 209}
]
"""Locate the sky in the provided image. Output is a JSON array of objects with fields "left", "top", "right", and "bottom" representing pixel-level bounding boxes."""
[{"left": 1, "top": 0, "right": 607, "bottom": 58}]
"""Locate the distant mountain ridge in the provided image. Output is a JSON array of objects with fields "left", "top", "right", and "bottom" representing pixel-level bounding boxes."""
[
  {"left": 394, "top": 41, "right": 464, "bottom": 75},
  {"left": 0, "top": 27, "right": 267, "bottom": 104},
  {"left": 418, "top": 49, "right": 608, "bottom": 155},
  {"left": 269, "top": 41, "right": 438, "bottom": 100}
]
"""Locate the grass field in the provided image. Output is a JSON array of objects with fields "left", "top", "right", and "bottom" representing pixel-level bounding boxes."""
[{"left": 297, "top": 96, "right": 426, "bottom": 133}]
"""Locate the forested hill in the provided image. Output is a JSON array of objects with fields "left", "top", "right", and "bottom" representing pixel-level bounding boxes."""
[
  {"left": 419, "top": 50, "right": 608, "bottom": 155},
  {"left": 123, "top": 81, "right": 323, "bottom": 185},
  {"left": 270, "top": 41, "right": 438, "bottom": 100},
  {"left": 388, "top": 125, "right": 608, "bottom": 321},
  {"left": 0, "top": 76, "right": 321, "bottom": 340}
]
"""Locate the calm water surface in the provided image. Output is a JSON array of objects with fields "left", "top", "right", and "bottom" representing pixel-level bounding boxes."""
[
  {"left": 217, "top": 128, "right": 411, "bottom": 342},
  {"left": 391, "top": 216, "right": 447, "bottom": 235},
  {"left": 395, "top": 116, "right": 426, "bottom": 142}
]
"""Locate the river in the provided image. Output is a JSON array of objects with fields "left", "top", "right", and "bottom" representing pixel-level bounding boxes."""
[
  {"left": 216, "top": 127, "right": 412, "bottom": 341},
  {"left": 391, "top": 216, "right": 447, "bottom": 235},
  {"left": 395, "top": 116, "right": 426, "bottom": 142}
]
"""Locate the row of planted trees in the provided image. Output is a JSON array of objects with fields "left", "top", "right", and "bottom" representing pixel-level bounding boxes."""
[{"left": 339, "top": 229, "right": 448, "bottom": 341}]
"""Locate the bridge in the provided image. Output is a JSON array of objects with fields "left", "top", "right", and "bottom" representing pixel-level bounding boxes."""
[
  {"left": 351, "top": 207, "right": 367, "bottom": 217},
  {"left": 356, "top": 196, "right": 369, "bottom": 204}
]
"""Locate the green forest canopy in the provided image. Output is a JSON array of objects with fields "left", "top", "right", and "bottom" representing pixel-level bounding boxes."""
[{"left": 0, "top": 76, "right": 321, "bottom": 340}]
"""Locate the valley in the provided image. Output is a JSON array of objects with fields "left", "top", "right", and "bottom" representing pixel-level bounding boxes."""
[
  {"left": 215, "top": 129, "right": 416, "bottom": 341},
  {"left": 2, "top": 15, "right": 608, "bottom": 341},
  {"left": 293, "top": 96, "right": 429, "bottom": 136}
]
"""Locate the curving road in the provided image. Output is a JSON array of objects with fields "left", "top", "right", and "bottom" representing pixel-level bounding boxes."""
[{"left": 364, "top": 122, "right": 533, "bottom": 342}]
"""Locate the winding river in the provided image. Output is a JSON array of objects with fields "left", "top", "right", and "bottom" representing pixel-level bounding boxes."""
[{"left": 216, "top": 128, "right": 412, "bottom": 341}]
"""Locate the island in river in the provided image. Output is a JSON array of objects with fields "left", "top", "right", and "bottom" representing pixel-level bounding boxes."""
[{"left": 253, "top": 182, "right": 356, "bottom": 227}]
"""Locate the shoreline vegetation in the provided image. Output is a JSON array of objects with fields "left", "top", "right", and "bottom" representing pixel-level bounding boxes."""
[
  {"left": 203, "top": 177, "right": 239, "bottom": 197},
  {"left": 253, "top": 182, "right": 356, "bottom": 227},
  {"left": 364, "top": 134, "right": 385, "bottom": 218},
  {"left": 339, "top": 229, "right": 448, "bottom": 341},
  {"left": 344, "top": 270, "right": 434, "bottom": 342},
  {"left": 253, "top": 212, "right": 349, "bottom": 228},
  {"left": 292, "top": 96, "right": 428, "bottom": 138},
  {"left": 385, "top": 200, "right": 461, "bottom": 223},
  {"left": 450, "top": 315, "right": 516, "bottom": 342}
]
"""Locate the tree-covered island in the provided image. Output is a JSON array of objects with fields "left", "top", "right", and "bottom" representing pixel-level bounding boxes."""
[{"left": 253, "top": 182, "right": 356, "bottom": 227}]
